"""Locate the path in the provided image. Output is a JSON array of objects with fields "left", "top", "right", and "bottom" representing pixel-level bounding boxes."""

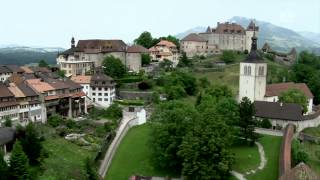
[
  {"left": 231, "top": 142, "right": 267, "bottom": 180},
  {"left": 255, "top": 128, "right": 283, "bottom": 136},
  {"left": 98, "top": 112, "right": 137, "bottom": 178}
]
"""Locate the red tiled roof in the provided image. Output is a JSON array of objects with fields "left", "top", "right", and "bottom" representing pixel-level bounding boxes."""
[
  {"left": 71, "top": 75, "right": 92, "bottom": 84},
  {"left": 181, "top": 33, "right": 207, "bottom": 42},
  {"left": 156, "top": 40, "right": 176, "bottom": 48},
  {"left": 265, "top": 82, "right": 314, "bottom": 98},
  {"left": 71, "top": 91, "right": 86, "bottom": 98}
]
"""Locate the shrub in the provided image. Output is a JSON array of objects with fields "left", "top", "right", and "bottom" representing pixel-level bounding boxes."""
[
  {"left": 199, "top": 55, "right": 206, "bottom": 60},
  {"left": 104, "top": 104, "right": 122, "bottom": 120},
  {"left": 260, "top": 118, "right": 272, "bottom": 129},
  {"left": 292, "top": 139, "right": 309, "bottom": 165},
  {"left": 221, "top": 50, "right": 236, "bottom": 64},
  {"left": 138, "top": 81, "right": 152, "bottom": 90},
  {"left": 166, "top": 85, "right": 187, "bottom": 100},
  {"left": 4, "top": 117, "right": 12, "bottom": 127},
  {"left": 47, "top": 114, "right": 64, "bottom": 127},
  {"left": 244, "top": 49, "right": 249, "bottom": 54}
]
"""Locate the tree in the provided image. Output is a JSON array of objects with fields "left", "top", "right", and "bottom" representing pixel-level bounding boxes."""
[
  {"left": 178, "top": 111, "right": 234, "bottom": 180},
  {"left": 205, "top": 84, "right": 233, "bottom": 101},
  {"left": 260, "top": 118, "right": 272, "bottom": 129},
  {"left": 20, "top": 123, "right": 42, "bottom": 165},
  {"left": 0, "top": 151, "right": 9, "bottom": 180},
  {"left": 84, "top": 157, "right": 99, "bottom": 180},
  {"left": 141, "top": 53, "right": 151, "bottom": 66},
  {"left": 9, "top": 141, "right": 29, "bottom": 180},
  {"left": 47, "top": 114, "right": 64, "bottom": 127},
  {"left": 38, "top": 59, "right": 49, "bottom": 67},
  {"left": 104, "top": 103, "right": 122, "bottom": 120},
  {"left": 292, "top": 139, "right": 309, "bottom": 166},
  {"left": 150, "top": 101, "right": 199, "bottom": 173},
  {"left": 177, "top": 52, "right": 192, "bottom": 67},
  {"left": 134, "top": 31, "right": 154, "bottom": 48},
  {"left": 279, "top": 89, "right": 308, "bottom": 113},
  {"left": 4, "top": 117, "right": 12, "bottom": 127},
  {"left": 102, "top": 55, "right": 126, "bottom": 78},
  {"left": 239, "top": 97, "right": 257, "bottom": 143},
  {"left": 166, "top": 85, "right": 187, "bottom": 100},
  {"left": 221, "top": 50, "right": 236, "bottom": 64},
  {"left": 57, "top": 70, "right": 65, "bottom": 78},
  {"left": 159, "top": 59, "right": 173, "bottom": 71},
  {"left": 198, "top": 77, "right": 211, "bottom": 89}
]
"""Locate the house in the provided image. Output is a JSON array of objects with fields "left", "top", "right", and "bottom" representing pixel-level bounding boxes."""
[
  {"left": 71, "top": 73, "right": 116, "bottom": 108},
  {"left": 264, "top": 82, "right": 313, "bottom": 114},
  {"left": 57, "top": 38, "right": 146, "bottom": 77},
  {"left": 126, "top": 45, "right": 149, "bottom": 72},
  {"left": 0, "top": 83, "right": 19, "bottom": 124},
  {"left": 181, "top": 33, "right": 208, "bottom": 58},
  {"left": 0, "top": 66, "right": 13, "bottom": 82},
  {"left": 199, "top": 21, "right": 258, "bottom": 52},
  {"left": 149, "top": 40, "right": 179, "bottom": 66}
]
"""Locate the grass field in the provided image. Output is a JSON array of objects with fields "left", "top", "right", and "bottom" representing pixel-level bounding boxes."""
[
  {"left": 106, "top": 124, "right": 177, "bottom": 180},
  {"left": 247, "top": 135, "right": 282, "bottom": 180},
  {"left": 230, "top": 142, "right": 260, "bottom": 173},
  {"left": 302, "top": 142, "right": 320, "bottom": 174},
  {"left": 38, "top": 137, "right": 94, "bottom": 180},
  {"left": 302, "top": 125, "right": 320, "bottom": 137}
]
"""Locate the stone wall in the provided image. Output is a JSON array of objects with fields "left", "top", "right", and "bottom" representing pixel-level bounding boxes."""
[
  {"left": 118, "top": 90, "right": 153, "bottom": 101},
  {"left": 279, "top": 124, "right": 295, "bottom": 179}
]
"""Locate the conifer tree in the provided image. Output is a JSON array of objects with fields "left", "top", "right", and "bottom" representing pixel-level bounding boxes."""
[
  {"left": 0, "top": 150, "right": 9, "bottom": 180},
  {"left": 9, "top": 141, "right": 29, "bottom": 180}
]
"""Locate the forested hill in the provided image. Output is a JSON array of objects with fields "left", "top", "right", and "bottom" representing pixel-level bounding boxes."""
[{"left": 0, "top": 47, "right": 63, "bottom": 65}]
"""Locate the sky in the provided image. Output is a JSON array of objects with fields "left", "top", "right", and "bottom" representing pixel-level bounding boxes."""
[{"left": 1, "top": 0, "right": 320, "bottom": 48}]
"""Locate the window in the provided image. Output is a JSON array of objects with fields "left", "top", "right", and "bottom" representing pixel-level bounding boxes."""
[
  {"left": 92, "top": 87, "right": 96, "bottom": 90},
  {"left": 104, "top": 98, "right": 108, "bottom": 101},
  {"left": 93, "top": 98, "right": 95, "bottom": 102},
  {"left": 98, "top": 98, "right": 102, "bottom": 101},
  {"left": 98, "top": 93, "right": 102, "bottom": 96},
  {"left": 92, "top": 93, "right": 96, "bottom": 96},
  {"left": 98, "top": 88, "right": 102, "bottom": 91},
  {"left": 244, "top": 66, "right": 248, "bottom": 75},
  {"left": 258, "top": 66, "right": 264, "bottom": 76},
  {"left": 104, "top": 93, "right": 108, "bottom": 96},
  {"left": 248, "top": 66, "right": 251, "bottom": 75}
]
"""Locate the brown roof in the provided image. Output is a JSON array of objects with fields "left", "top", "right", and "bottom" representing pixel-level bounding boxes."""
[
  {"left": 20, "top": 66, "right": 34, "bottom": 73},
  {"left": 90, "top": 73, "right": 114, "bottom": 87},
  {"left": 156, "top": 40, "right": 176, "bottom": 48},
  {"left": 0, "top": 83, "right": 14, "bottom": 98},
  {"left": 76, "top": 39, "right": 127, "bottom": 53},
  {"left": 0, "top": 66, "right": 12, "bottom": 74},
  {"left": 71, "top": 75, "right": 92, "bottom": 84},
  {"left": 281, "top": 162, "right": 319, "bottom": 180},
  {"left": 148, "top": 47, "right": 159, "bottom": 52},
  {"left": 212, "top": 22, "right": 245, "bottom": 34},
  {"left": 5, "top": 65, "right": 24, "bottom": 73},
  {"left": 8, "top": 83, "right": 25, "bottom": 98},
  {"left": 7, "top": 74, "right": 24, "bottom": 84},
  {"left": 127, "top": 45, "right": 149, "bottom": 53},
  {"left": 26, "top": 79, "right": 55, "bottom": 93},
  {"left": 265, "top": 82, "right": 314, "bottom": 98},
  {"left": 181, "top": 33, "right": 207, "bottom": 42},
  {"left": 254, "top": 101, "right": 303, "bottom": 121}
]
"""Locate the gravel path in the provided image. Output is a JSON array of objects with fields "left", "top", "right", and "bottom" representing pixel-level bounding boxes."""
[{"left": 231, "top": 141, "right": 267, "bottom": 180}]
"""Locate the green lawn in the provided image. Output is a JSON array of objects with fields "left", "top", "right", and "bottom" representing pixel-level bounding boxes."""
[
  {"left": 247, "top": 135, "right": 282, "bottom": 180},
  {"left": 38, "top": 137, "right": 94, "bottom": 180},
  {"left": 230, "top": 143, "right": 260, "bottom": 173},
  {"left": 302, "top": 125, "right": 320, "bottom": 137},
  {"left": 302, "top": 141, "right": 320, "bottom": 174},
  {"left": 106, "top": 124, "right": 176, "bottom": 180}
]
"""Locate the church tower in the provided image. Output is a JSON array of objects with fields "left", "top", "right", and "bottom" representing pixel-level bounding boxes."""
[
  {"left": 239, "top": 31, "right": 267, "bottom": 102},
  {"left": 245, "top": 20, "right": 259, "bottom": 52},
  {"left": 71, "top": 37, "right": 75, "bottom": 48}
]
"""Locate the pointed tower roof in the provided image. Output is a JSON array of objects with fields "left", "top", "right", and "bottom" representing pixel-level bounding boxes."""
[
  {"left": 244, "top": 29, "right": 264, "bottom": 63},
  {"left": 206, "top": 26, "right": 211, "bottom": 33},
  {"left": 71, "top": 37, "right": 75, "bottom": 48},
  {"left": 247, "top": 20, "right": 259, "bottom": 31}
]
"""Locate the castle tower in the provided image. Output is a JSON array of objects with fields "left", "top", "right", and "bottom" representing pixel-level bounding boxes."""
[
  {"left": 71, "top": 37, "right": 75, "bottom": 48},
  {"left": 239, "top": 31, "right": 267, "bottom": 102},
  {"left": 245, "top": 20, "right": 259, "bottom": 52}
]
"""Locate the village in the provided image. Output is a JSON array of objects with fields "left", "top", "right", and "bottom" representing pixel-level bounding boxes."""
[{"left": 0, "top": 10, "right": 320, "bottom": 180}]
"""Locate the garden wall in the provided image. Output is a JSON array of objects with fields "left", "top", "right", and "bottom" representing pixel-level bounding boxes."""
[
  {"left": 278, "top": 124, "right": 295, "bottom": 179},
  {"left": 118, "top": 90, "right": 153, "bottom": 101}
]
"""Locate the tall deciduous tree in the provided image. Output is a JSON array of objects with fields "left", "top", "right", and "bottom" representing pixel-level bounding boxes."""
[
  {"left": 134, "top": 31, "right": 154, "bottom": 48},
  {"left": 141, "top": 53, "right": 151, "bottom": 66},
  {"left": 177, "top": 52, "right": 192, "bottom": 67},
  {"left": 20, "top": 123, "right": 42, "bottom": 165},
  {"left": 102, "top": 55, "right": 126, "bottom": 78},
  {"left": 279, "top": 89, "right": 308, "bottom": 113},
  {"left": 9, "top": 141, "right": 29, "bottom": 180},
  {"left": 239, "top": 97, "right": 256, "bottom": 143},
  {"left": 150, "top": 101, "right": 199, "bottom": 173},
  {"left": 178, "top": 111, "right": 234, "bottom": 180}
]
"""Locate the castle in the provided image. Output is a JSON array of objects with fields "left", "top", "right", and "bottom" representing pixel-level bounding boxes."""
[{"left": 181, "top": 21, "right": 259, "bottom": 58}]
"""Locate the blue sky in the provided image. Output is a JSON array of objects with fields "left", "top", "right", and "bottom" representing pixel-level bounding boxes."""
[{"left": 1, "top": 0, "right": 319, "bottom": 48}]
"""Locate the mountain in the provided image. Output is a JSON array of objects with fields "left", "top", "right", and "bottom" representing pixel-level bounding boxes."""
[
  {"left": 176, "top": 16, "right": 320, "bottom": 53},
  {"left": 0, "top": 46, "right": 65, "bottom": 65},
  {"left": 298, "top": 31, "right": 320, "bottom": 45},
  {"left": 175, "top": 26, "right": 206, "bottom": 39}
]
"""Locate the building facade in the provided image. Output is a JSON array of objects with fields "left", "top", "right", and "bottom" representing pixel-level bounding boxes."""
[
  {"left": 149, "top": 40, "right": 179, "bottom": 66},
  {"left": 57, "top": 38, "right": 147, "bottom": 77},
  {"left": 199, "top": 21, "right": 258, "bottom": 52},
  {"left": 71, "top": 73, "right": 116, "bottom": 108}
]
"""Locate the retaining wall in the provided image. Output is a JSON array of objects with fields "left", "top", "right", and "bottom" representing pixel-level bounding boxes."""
[{"left": 278, "top": 124, "right": 295, "bottom": 179}]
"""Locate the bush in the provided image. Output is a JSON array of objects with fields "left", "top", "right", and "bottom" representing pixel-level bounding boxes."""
[
  {"left": 104, "top": 104, "right": 122, "bottom": 120},
  {"left": 138, "top": 81, "right": 152, "bottom": 90},
  {"left": 265, "top": 53, "right": 275, "bottom": 61},
  {"left": 166, "top": 85, "right": 187, "bottom": 100},
  {"left": 292, "top": 139, "right": 309, "bottom": 165},
  {"left": 4, "top": 117, "right": 12, "bottom": 127},
  {"left": 141, "top": 53, "right": 151, "bottom": 66},
  {"left": 47, "top": 114, "right": 64, "bottom": 127},
  {"left": 199, "top": 55, "right": 206, "bottom": 60},
  {"left": 221, "top": 50, "right": 236, "bottom": 64},
  {"left": 152, "top": 92, "right": 160, "bottom": 104},
  {"left": 244, "top": 49, "right": 249, "bottom": 54},
  {"left": 260, "top": 118, "right": 272, "bottom": 129}
]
